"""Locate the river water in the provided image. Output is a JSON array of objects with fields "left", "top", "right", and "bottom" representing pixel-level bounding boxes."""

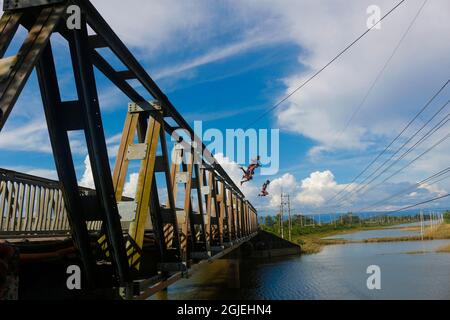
[{"left": 154, "top": 224, "right": 450, "bottom": 300}]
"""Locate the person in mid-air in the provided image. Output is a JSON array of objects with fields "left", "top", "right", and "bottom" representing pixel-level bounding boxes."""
[
  {"left": 240, "top": 156, "right": 261, "bottom": 185},
  {"left": 258, "top": 180, "right": 270, "bottom": 197}
]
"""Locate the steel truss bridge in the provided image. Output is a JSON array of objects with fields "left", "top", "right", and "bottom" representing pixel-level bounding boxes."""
[{"left": 0, "top": 0, "right": 258, "bottom": 299}]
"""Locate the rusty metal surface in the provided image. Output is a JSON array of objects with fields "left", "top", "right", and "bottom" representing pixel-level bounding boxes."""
[{"left": 0, "top": 242, "right": 19, "bottom": 300}]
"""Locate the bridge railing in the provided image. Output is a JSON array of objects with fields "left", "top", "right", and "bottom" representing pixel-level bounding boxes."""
[
  {"left": 0, "top": 167, "right": 258, "bottom": 239},
  {"left": 0, "top": 168, "right": 101, "bottom": 236}
]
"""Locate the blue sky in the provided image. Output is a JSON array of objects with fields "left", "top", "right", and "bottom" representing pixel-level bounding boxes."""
[{"left": 1, "top": 0, "right": 450, "bottom": 216}]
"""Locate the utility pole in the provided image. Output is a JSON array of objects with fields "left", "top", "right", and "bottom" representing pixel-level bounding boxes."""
[
  {"left": 420, "top": 210, "right": 424, "bottom": 241},
  {"left": 279, "top": 192, "right": 292, "bottom": 240},
  {"left": 287, "top": 194, "right": 292, "bottom": 241},
  {"left": 279, "top": 192, "right": 284, "bottom": 239},
  {"left": 430, "top": 211, "right": 434, "bottom": 231}
]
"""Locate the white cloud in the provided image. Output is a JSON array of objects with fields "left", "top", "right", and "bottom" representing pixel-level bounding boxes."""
[
  {"left": 97, "top": 87, "right": 127, "bottom": 111},
  {"left": 0, "top": 120, "right": 52, "bottom": 153},
  {"left": 296, "top": 170, "right": 344, "bottom": 206},
  {"left": 0, "top": 120, "right": 87, "bottom": 155},
  {"left": 78, "top": 154, "right": 140, "bottom": 198},
  {"left": 265, "top": 173, "right": 297, "bottom": 208},
  {"left": 5, "top": 166, "right": 58, "bottom": 180},
  {"left": 25, "top": 168, "right": 58, "bottom": 180},
  {"left": 105, "top": 132, "right": 123, "bottom": 159},
  {"left": 418, "top": 182, "right": 447, "bottom": 197},
  {"left": 258, "top": 170, "right": 345, "bottom": 209},
  {"left": 153, "top": 32, "right": 286, "bottom": 80},
  {"left": 91, "top": 0, "right": 211, "bottom": 53},
  {"left": 79, "top": 155, "right": 95, "bottom": 189},
  {"left": 253, "top": 168, "right": 449, "bottom": 215},
  {"left": 184, "top": 104, "right": 264, "bottom": 123},
  {"left": 123, "top": 172, "right": 139, "bottom": 198},
  {"left": 106, "top": 133, "right": 122, "bottom": 145}
]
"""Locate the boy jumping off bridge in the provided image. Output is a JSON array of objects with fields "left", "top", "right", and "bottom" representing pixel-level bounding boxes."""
[
  {"left": 240, "top": 156, "right": 261, "bottom": 185},
  {"left": 258, "top": 180, "right": 270, "bottom": 197}
]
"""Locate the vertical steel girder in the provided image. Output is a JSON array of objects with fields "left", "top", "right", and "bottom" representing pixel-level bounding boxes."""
[
  {"left": 36, "top": 42, "right": 96, "bottom": 286},
  {"left": 68, "top": 17, "right": 130, "bottom": 283}
]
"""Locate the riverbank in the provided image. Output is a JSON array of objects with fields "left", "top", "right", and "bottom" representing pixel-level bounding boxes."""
[
  {"left": 290, "top": 223, "right": 418, "bottom": 254},
  {"left": 357, "top": 223, "right": 450, "bottom": 243},
  {"left": 289, "top": 222, "right": 450, "bottom": 254}
]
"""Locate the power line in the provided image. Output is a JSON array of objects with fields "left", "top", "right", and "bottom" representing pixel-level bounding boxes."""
[
  {"left": 391, "top": 115, "right": 450, "bottom": 163},
  {"left": 334, "top": 130, "right": 450, "bottom": 212},
  {"left": 334, "top": 0, "right": 429, "bottom": 143},
  {"left": 330, "top": 89, "right": 449, "bottom": 206},
  {"left": 358, "top": 165, "right": 450, "bottom": 211},
  {"left": 355, "top": 166, "right": 450, "bottom": 213},
  {"left": 383, "top": 193, "right": 450, "bottom": 215},
  {"left": 371, "top": 132, "right": 450, "bottom": 190},
  {"left": 356, "top": 112, "right": 450, "bottom": 196},
  {"left": 346, "top": 100, "right": 450, "bottom": 197},
  {"left": 324, "top": 79, "right": 450, "bottom": 205},
  {"left": 243, "top": 0, "right": 407, "bottom": 129}
]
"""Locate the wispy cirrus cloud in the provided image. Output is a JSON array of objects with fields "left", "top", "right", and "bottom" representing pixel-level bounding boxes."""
[
  {"left": 0, "top": 120, "right": 88, "bottom": 155},
  {"left": 0, "top": 121, "right": 51, "bottom": 153},
  {"left": 184, "top": 104, "right": 265, "bottom": 123},
  {"left": 153, "top": 32, "right": 287, "bottom": 81}
]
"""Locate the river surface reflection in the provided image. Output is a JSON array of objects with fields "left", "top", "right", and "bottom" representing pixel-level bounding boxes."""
[{"left": 154, "top": 225, "right": 450, "bottom": 300}]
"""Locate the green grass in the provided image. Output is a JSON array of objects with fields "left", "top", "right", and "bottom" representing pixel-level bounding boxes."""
[
  {"left": 260, "top": 215, "right": 422, "bottom": 254},
  {"left": 444, "top": 211, "right": 450, "bottom": 224}
]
